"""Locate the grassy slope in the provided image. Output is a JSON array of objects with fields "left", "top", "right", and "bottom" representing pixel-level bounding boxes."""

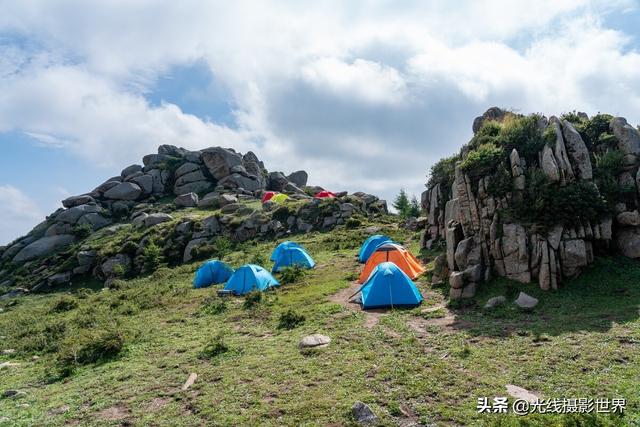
[{"left": 0, "top": 222, "right": 639, "bottom": 426}]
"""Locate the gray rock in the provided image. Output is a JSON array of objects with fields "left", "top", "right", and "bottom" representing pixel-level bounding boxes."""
[
  {"left": 197, "top": 192, "right": 219, "bottom": 208},
  {"left": 174, "top": 169, "right": 207, "bottom": 187},
  {"left": 461, "top": 282, "right": 477, "bottom": 298},
  {"left": 56, "top": 204, "right": 102, "bottom": 224},
  {"left": 47, "top": 272, "right": 71, "bottom": 286},
  {"left": 267, "top": 172, "right": 289, "bottom": 191},
  {"left": 218, "top": 173, "right": 263, "bottom": 192},
  {"left": 183, "top": 238, "right": 207, "bottom": 263},
  {"left": 93, "top": 180, "right": 120, "bottom": 195},
  {"left": 157, "top": 144, "right": 187, "bottom": 157},
  {"left": 121, "top": 164, "right": 143, "bottom": 178},
  {"left": 610, "top": 117, "right": 640, "bottom": 155},
  {"left": 351, "top": 401, "right": 379, "bottom": 425},
  {"left": 61, "top": 195, "right": 95, "bottom": 209},
  {"left": 104, "top": 182, "right": 142, "bottom": 201},
  {"left": 173, "top": 180, "right": 212, "bottom": 196},
  {"left": 77, "top": 250, "right": 97, "bottom": 266},
  {"left": 559, "top": 239, "right": 588, "bottom": 277},
  {"left": 201, "top": 147, "right": 243, "bottom": 180},
  {"left": 111, "top": 201, "right": 133, "bottom": 218},
  {"left": 201, "top": 216, "right": 221, "bottom": 236},
  {"left": 101, "top": 254, "right": 132, "bottom": 277},
  {"left": 175, "top": 162, "right": 201, "bottom": 178},
  {"left": 514, "top": 292, "right": 538, "bottom": 309},
  {"left": 13, "top": 235, "right": 75, "bottom": 263},
  {"left": 221, "top": 203, "right": 241, "bottom": 214},
  {"left": 299, "top": 334, "right": 331, "bottom": 348},
  {"left": 561, "top": 120, "right": 592, "bottom": 180},
  {"left": 142, "top": 153, "right": 177, "bottom": 168},
  {"left": 132, "top": 213, "right": 149, "bottom": 227},
  {"left": 175, "top": 193, "right": 199, "bottom": 208},
  {"left": 484, "top": 296, "right": 506, "bottom": 309},
  {"left": 144, "top": 213, "right": 173, "bottom": 227},
  {"left": 287, "top": 170, "right": 308, "bottom": 187},
  {"left": 616, "top": 227, "right": 640, "bottom": 258},
  {"left": 282, "top": 182, "right": 306, "bottom": 195},
  {"left": 45, "top": 223, "right": 73, "bottom": 236},
  {"left": 77, "top": 213, "right": 112, "bottom": 230},
  {"left": 131, "top": 174, "right": 154, "bottom": 194},
  {"left": 449, "top": 271, "right": 464, "bottom": 289},
  {"left": 541, "top": 145, "right": 560, "bottom": 182},
  {"left": 472, "top": 107, "right": 507, "bottom": 133},
  {"left": 616, "top": 211, "right": 640, "bottom": 226},
  {"left": 147, "top": 169, "right": 169, "bottom": 195}
]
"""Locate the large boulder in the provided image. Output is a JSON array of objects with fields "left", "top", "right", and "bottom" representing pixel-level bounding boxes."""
[
  {"left": 61, "top": 195, "right": 95, "bottom": 209},
  {"left": 267, "top": 172, "right": 289, "bottom": 191},
  {"left": 103, "top": 182, "right": 142, "bottom": 201},
  {"left": 13, "top": 235, "right": 75, "bottom": 263},
  {"left": 130, "top": 174, "right": 153, "bottom": 194},
  {"left": 201, "top": 147, "right": 243, "bottom": 180},
  {"left": 610, "top": 117, "right": 640, "bottom": 156},
  {"left": 77, "top": 213, "right": 112, "bottom": 230},
  {"left": 218, "top": 173, "right": 263, "bottom": 192},
  {"left": 143, "top": 213, "right": 173, "bottom": 227},
  {"left": 55, "top": 204, "right": 102, "bottom": 225},
  {"left": 175, "top": 162, "right": 201, "bottom": 178},
  {"left": 173, "top": 181, "right": 212, "bottom": 196},
  {"left": 561, "top": 120, "right": 592, "bottom": 180},
  {"left": 101, "top": 254, "right": 132, "bottom": 277},
  {"left": 183, "top": 238, "right": 207, "bottom": 263},
  {"left": 616, "top": 227, "right": 640, "bottom": 258},
  {"left": 472, "top": 107, "right": 508, "bottom": 133},
  {"left": 121, "top": 164, "right": 143, "bottom": 178},
  {"left": 175, "top": 193, "right": 199, "bottom": 208},
  {"left": 287, "top": 170, "right": 308, "bottom": 187}
]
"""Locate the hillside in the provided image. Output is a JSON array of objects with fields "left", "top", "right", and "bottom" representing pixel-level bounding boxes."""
[{"left": 0, "top": 121, "right": 639, "bottom": 426}]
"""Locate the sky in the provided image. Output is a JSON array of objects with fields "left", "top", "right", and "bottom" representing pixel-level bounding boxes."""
[{"left": 1, "top": 0, "right": 640, "bottom": 245}]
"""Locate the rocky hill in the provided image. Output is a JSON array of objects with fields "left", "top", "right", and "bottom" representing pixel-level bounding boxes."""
[
  {"left": 421, "top": 107, "right": 640, "bottom": 299},
  {"left": 0, "top": 146, "right": 387, "bottom": 293}
]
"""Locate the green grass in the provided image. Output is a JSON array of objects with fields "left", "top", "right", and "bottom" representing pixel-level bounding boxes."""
[{"left": 0, "top": 225, "right": 639, "bottom": 426}]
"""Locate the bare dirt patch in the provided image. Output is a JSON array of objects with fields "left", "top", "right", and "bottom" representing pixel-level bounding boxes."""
[
  {"left": 328, "top": 280, "right": 387, "bottom": 328},
  {"left": 148, "top": 397, "right": 171, "bottom": 412},
  {"left": 97, "top": 404, "right": 130, "bottom": 421}
]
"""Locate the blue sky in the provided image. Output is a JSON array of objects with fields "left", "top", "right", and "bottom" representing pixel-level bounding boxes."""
[{"left": 1, "top": 0, "right": 640, "bottom": 244}]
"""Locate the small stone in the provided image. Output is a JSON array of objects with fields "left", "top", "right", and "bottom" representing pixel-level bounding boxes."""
[
  {"left": 484, "top": 296, "right": 506, "bottom": 309},
  {"left": 506, "top": 384, "right": 540, "bottom": 402},
  {"left": 352, "top": 401, "right": 379, "bottom": 425},
  {"left": 2, "top": 349, "right": 16, "bottom": 355},
  {"left": 2, "top": 390, "right": 25, "bottom": 399},
  {"left": 0, "top": 362, "right": 20, "bottom": 370},
  {"left": 181, "top": 373, "right": 198, "bottom": 391},
  {"left": 299, "top": 334, "right": 331, "bottom": 349},
  {"left": 514, "top": 292, "right": 538, "bottom": 309}
]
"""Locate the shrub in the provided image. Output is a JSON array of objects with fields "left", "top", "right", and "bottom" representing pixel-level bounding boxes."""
[
  {"left": 459, "top": 143, "right": 503, "bottom": 177},
  {"left": 279, "top": 266, "right": 306, "bottom": 284},
  {"left": 199, "top": 333, "right": 229, "bottom": 359},
  {"left": 142, "top": 241, "right": 163, "bottom": 272},
  {"left": 345, "top": 217, "right": 362, "bottom": 229},
  {"left": 427, "top": 155, "right": 459, "bottom": 190},
  {"left": 72, "top": 223, "right": 93, "bottom": 239},
  {"left": 50, "top": 296, "right": 79, "bottom": 313},
  {"left": 486, "top": 164, "right": 512, "bottom": 198},
  {"left": 496, "top": 115, "right": 546, "bottom": 164},
  {"left": 469, "top": 120, "right": 502, "bottom": 150},
  {"left": 57, "top": 327, "right": 125, "bottom": 372},
  {"left": 201, "top": 296, "right": 227, "bottom": 315},
  {"left": 243, "top": 291, "right": 262, "bottom": 309},
  {"left": 277, "top": 309, "right": 305, "bottom": 330}
]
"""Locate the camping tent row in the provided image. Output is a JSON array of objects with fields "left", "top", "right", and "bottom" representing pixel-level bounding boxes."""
[
  {"left": 192, "top": 241, "right": 315, "bottom": 295},
  {"left": 261, "top": 190, "right": 338, "bottom": 203},
  {"left": 354, "top": 235, "right": 426, "bottom": 309}
]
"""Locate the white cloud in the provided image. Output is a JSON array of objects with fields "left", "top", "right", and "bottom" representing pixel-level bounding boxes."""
[
  {"left": 0, "top": 0, "right": 640, "bottom": 233},
  {"left": 0, "top": 185, "right": 44, "bottom": 245}
]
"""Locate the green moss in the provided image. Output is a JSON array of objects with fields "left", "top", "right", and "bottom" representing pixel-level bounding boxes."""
[{"left": 459, "top": 142, "right": 503, "bottom": 178}]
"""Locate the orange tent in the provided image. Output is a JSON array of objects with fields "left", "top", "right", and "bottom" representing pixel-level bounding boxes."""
[{"left": 358, "top": 243, "right": 425, "bottom": 283}]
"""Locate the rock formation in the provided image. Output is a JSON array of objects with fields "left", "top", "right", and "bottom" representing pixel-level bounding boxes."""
[
  {"left": 422, "top": 108, "right": 640, "bottom": 299},
  {"left": 0, "top": 146, "right": 387, "bottom": 292}
]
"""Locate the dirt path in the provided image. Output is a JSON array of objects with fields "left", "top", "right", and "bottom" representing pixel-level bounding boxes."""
[{"left": 328, "top": 280, "right": 387, "bottom": 328}]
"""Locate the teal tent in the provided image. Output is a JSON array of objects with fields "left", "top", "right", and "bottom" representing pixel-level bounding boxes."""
[
  {"left": 223, "top": 264, "right": 280, "bottom": 295},
  {"left": 270, "top": 241, "right": 303, "bottom": 261},
  {"left": 358, "top": 235, "right": 393, "bottom": 263},
  {"left": 193, "top": 260, "right": 234, "bottom": 288},
  {"left": 272, "top": 245, "right": 315, "bottom": 273},
  {"left": 357, "top": 262, "right": 423, "bottom": 309}
]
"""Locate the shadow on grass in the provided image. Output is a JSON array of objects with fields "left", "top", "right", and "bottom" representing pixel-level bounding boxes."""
[{"left": 438, "top": 256, "right": 640, "bottom": 337}]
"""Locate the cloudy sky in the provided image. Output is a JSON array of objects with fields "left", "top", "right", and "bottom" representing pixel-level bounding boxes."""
[{"left": 1, "top": 1, "right": 640, "bottom": 244}]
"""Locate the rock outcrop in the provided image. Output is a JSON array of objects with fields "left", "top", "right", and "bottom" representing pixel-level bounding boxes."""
[
  {"left": 422, "top": 108, "right": 640, "bottom": 299},
  {"left": 0, "top": 145, "right": 388, "bottom": 292}
]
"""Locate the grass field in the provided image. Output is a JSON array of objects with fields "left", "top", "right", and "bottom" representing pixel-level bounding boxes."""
[{"left": 1, "top": 223, "right": 639, "bottom": 426}]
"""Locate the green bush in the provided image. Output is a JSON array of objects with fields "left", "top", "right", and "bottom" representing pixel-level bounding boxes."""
[
  {"left": 486, "top": 164, "right": 512, "bottom": 198},
  {"left": 345, "top": 217, "right": 362, "bottom": 229},
  {"left": 469, "top": 120, "right": 502, "bottom": 150},
  {"left": 459, "top": 143, "right": 503, "bottom": 177},
  {"left": 142, "top": 241, "right": 163, "bottom": 272},
  {"left": 50, "top": 296, "right": 79, "bottom": 313},
  {"left": 201, "top": 296, "right": 227, "bottom": 315},
  {"left": 199, "top": 333, "right": 229, "bottom": 359},
  {"left": 243, "top": 291, "right": 262, "bottom": 309},
  {"left": 427, "top": 154, "right": 460, "bottom": 190},
  {"left": 277, "top": 309, "right": 305, "bottom": 330},
  {"left": 72, "top": 223, "right": 93, "bottom": 239},
  {"left": 279, "top": 266, "right": 306, "bottom": 284},
  {"left": 496, "top": 115, "right": 546, "bottom": 164},
  {"left": 57, "top": 326, "right": 125, "bottom": 372}
]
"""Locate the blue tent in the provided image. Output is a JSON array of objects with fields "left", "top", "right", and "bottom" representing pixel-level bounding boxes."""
[
  {"left": 270, "top": 241, "right": 303, "bottom": 261},
  {"left": 223, "top": 264, "right": 280, "bottom": 295},
  {"left": 193, "top": 260, "right": 234, "bottom": 289},
  {"left": 272, "top": 245, "right": 315, "bottom": 273},
  {"left": 358, "top": 235, "right": 393, "bottom": 263},
  {"left": 357, "top": 262, "right": 423, "bottom": 309}
]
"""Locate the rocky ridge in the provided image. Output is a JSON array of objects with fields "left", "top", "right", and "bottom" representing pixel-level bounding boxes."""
[
  {"left": 0, "top": 146, "right": 387, "bottom": 292},
  {"left": 422, "top": 107, "right": 640, "bottom": 299}
]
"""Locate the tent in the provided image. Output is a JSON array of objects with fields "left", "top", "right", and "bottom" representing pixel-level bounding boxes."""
[
  {"left": 356, "top": 262, "right": 423, "bottom": 309},
  {"left": 358, "top": 243, "right": 425, "bottom": 283},
  {"left": 193, "top": 260, "right": 234, "bottom": 288},
  {"left": 271, "top": 193, "right": 289, "bottom": 204},
  {"left": 272, "top": 245, "right": 315, "bottom": 272},
  {"left": 358, "top": 234, "right": 394, "bottom": 263},
  {"left": 262, "top": 191, "right": 277, "bottom": 203},
  {"left": 271, "top": 241, "right": 304, "bottom": 261},
  {"left": 223, "top": 264, "right": 280, "bottom": 295},
  {"left": 314, "top": 190, "right": 337, "bottom": 199}
]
